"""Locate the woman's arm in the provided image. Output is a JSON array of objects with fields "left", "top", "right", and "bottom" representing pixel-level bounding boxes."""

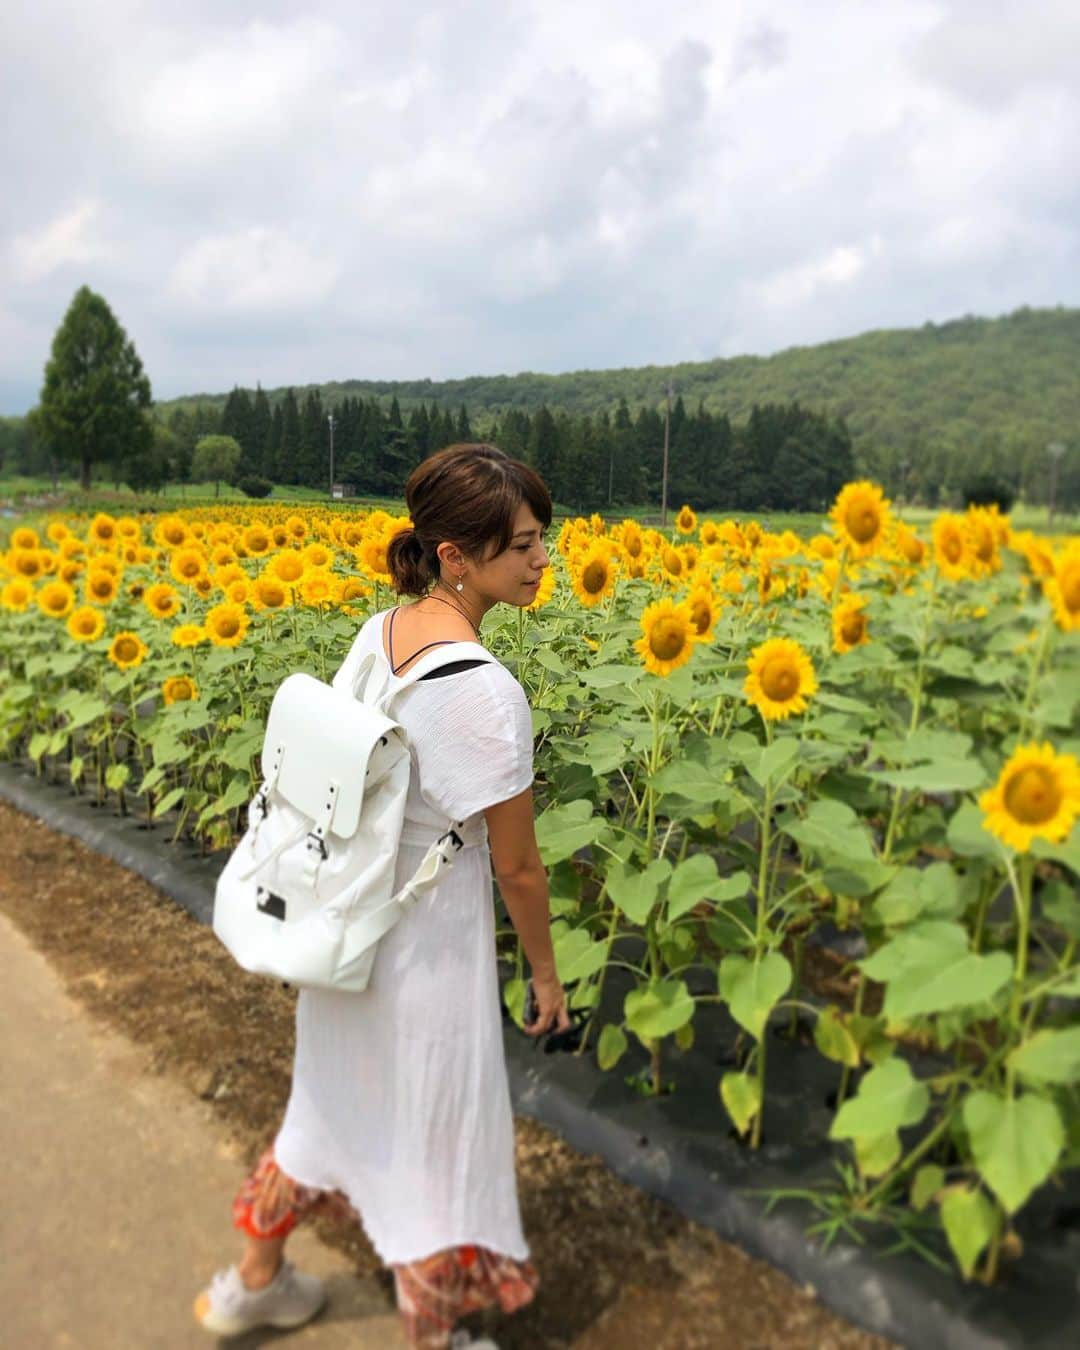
[{"left": 485, "top": 786, "right": 571, "bottom": 1036}]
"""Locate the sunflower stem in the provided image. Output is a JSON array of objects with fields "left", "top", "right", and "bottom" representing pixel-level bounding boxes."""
[{"left": 1017, "top": 620, "right": 1052, "bottom": 740}]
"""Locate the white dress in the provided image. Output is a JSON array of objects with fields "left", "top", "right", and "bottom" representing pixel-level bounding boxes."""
[{"left": 272, "top": 606, "right": 535, "bottom": 1266}]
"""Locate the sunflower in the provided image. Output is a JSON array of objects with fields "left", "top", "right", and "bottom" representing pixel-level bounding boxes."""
[
  {"left": 525, "top": 567, "right": 556, "bottom": 612},
  {"left": 979, "top": 742, "right": 1080, "bottom": 853},
  {"left": 1044, "top": 542, "right": 1080, "bottom": 633},
  {"left": 36, "top": 579, "right": 75, "bottom": 619},
  {"left": 169, "top": 546, "right": 208, "bottom": 586},
  {"left": 571, "top": 544, "right": 616, "bottom": 608},
  {"left": 252, "top": 574, "right": 292, "bottom": 611},
  {"left": 88, "top": 552, "right": 122, "bottom": 577},
  {"left": 192, "top": 575, "right": 215, "bottom": 601},
  {"left": 830, "top": 481, "right": 892, "bottom": 557},
  {"left": 303, "top": 541, "right": 335, "bottom": 570},
  {"left": 11, "top": 526, "right": 40, "bottom": 550},
  {"left": 832, "top": 594, "right": 870, "bottom": 653},
  {"left": 85, "top": 569, "right": 120, "bottom": 606},
  {"left": 225, "top": 578, "right": 252, "bottom": 606},
  {"left": 154, "top": 515, "right": 189, "bottom": 549},
  {"left": 66, "top": 605, "right": 106, "bottom": 642},
  {"left": 965, "top": 507, "right": 1001, "bottom": 578},
  {"left": 686, "top": 586, "right": 718, "bottom": 641},
  {"left": 58, "top": 536, "right": 85, "bottom": 560},
  {"left": 620, "top": 520, "right": 645, "bottom": 560},
  {"left": 893, "top": 524, "right": 926, "bottom": 567},
  {"left": 162, "top": 675, "right": 199, "bottom": 706},
  {"left": 357, "top": 535, "right": 392, "bottom": 585},
  {"left": 88, "top": 513, "right": 118, "bottom": 546},
  {"left": 268, "top": 550, "right": 307, "bottom": 585},
  {"left": 116, "top": 516, "right": 141, "bottom": 540},
  {"left": 284, "top": 514, "right": 307, "bottom": 541},
  {"left": 204, "top": 602, "right": 249, "bottom": 647},
  {"left": 242, "top": 523, "right": 273, "bottom": 557},
  {"left": 108, "top": 631, "right": 148, "bottom": 671},
  {"left": 700, "top": 520, "right": 719, "bottom": 546},
  {"left": 10, "top": 549, "right": 44, "bottom": 580},
  {"left": 634, "top": 597, "right": 698, "bottom": 677},
  {"left": 143, "top": 582, "right": 182, "bottom": 620},
  {"left": 1, "top": 578, "right": 33, "bottom": 611},
  {"left": 171, "top": 623, "right": 208, "bottom": 648},
  {"left": 932, "top": 513, "right": 973, "bottom": 580},
  {"left": 299, "top": 570, "right": 336, "bottom": 607},
  {"left": 271, "top": 525, "right": 290, "bottom": 548},
  {"left": 59, "top": 559, "right": 85, "bottom": 584},
  {"left": 744, "top": 637, "right": 818, "bottom": 720},
  {"left": 46, "top": 520, "right": 68, "bottom": 544},
  {"left": 675, "top": 504, "right": 698, "bottom": 536},
  {"left": 659, "top": 544, "right": 685, "bottom": 582},
  {"left": 810, "top": 534, "right": 836, "bottom": 560},
  {"left": 210, "top": 544, "right": 238, "bottom": 569}
]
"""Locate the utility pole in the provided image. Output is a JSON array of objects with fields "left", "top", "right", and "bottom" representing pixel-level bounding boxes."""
[
  {"left": 328, "top": 413, "right": 336, "bottom": 498},
  {"left": 1047, "top": 441, "right": 1066, "bottom": 526},
  {"left": 661, "top": 380, "right": 673, "bottom": 528}
]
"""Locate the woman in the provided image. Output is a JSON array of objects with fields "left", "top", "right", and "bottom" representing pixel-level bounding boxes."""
[{"left": 195, "top": 443, "right": 571, "bottom": 1350}]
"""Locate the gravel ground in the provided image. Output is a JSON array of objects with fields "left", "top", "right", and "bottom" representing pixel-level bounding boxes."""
[{"left": 0, "top": 799, "right": 895, "bottom": 1350}]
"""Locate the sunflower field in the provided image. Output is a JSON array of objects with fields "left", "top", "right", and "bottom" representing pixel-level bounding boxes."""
[{"left": 2, "top": 486, "right": 1080, "bottom": 1284}]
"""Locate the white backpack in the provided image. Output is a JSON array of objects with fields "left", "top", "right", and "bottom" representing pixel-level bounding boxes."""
[{"left": 213, "top": 628, "right": 496, "bottom": 993}]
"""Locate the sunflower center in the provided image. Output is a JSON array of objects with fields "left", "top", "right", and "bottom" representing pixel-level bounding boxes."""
[
  {"left": 648, "top": 617, "right": 687, "bottom": 662},
  {"left": 845, "top": 504, "right": 881, "bottom": 544},
  {"left": 942, "top": 532, "right": 963, "bottom": 563},
  {"left": 216, "top": 616, "right": 240, "bottom": 638},
  {"left": 663, "top": 548, "right": 683, "bottom": 576},
  {"left": 116, "top": 637, "right": 139, "bottom": 662},
  {"left": 1003, "top": 765, "right": 1062, "bottom": 825},
  {"left": 840, "top": 611, "right": 866, "bottom": 644},
  {"left": 279, "top": 556, "right": 304, "bottom": 581},
  {"left": 581, "top": 560, "right": 609, "bottom": 594},
  {"left": 77, "top": 614, "right": 96, "bottom": 634},
  {"left": 760, "top": 656, "right": 799, "bottom": 701},
  {"left": 1060, "top": 564, "right": 1080, "bottom": 613}
]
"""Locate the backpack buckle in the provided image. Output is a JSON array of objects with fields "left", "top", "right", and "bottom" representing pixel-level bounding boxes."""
[
  {"left": 437, "top": 827, "right": 464, "bottom": 853},
  {"left": 305, "top": 831, "right": 329, "bottom": 860}
]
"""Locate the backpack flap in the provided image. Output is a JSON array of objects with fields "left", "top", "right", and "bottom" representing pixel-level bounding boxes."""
[{"left": 261, "top": 671, "right": 403, "bottom": 839}]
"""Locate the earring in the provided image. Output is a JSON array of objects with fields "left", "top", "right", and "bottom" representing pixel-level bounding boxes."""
[{"left": 455, "top": 576, "right": 465, "bottom": 593}]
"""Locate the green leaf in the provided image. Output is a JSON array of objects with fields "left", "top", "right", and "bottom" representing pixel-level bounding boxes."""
[
  {"left": 28, "top": 731, "right": 50, "bottom": 762},
  {"left": 860, "top": 921, "right": 1013, "bottom": 1019},
  {"left": 62, "top": 695, "right": 109, "bottom": 731},
  {"left": 910, "top": 1164, "right": 945, "bottom": 1212},
  {"left": 718, "top": 952, "right": 792, "bottom": 1041},
  {"left": 666, "top": 853, "right": 719, "bottom": 922},
  {"left": 68, "top": 755, "right": 84, "bottom": 786},
  {"left": 535, "top": 800, "right": 603, "bottom": 865},
  {"left": 946, "top": 801, "right": 1001, "bottom": 860},
  {"left": 829, "top": 1057, "right": 929, "bottom": 1142},
  {"left": 552, "top": 925, "right": 610, "bottom": 984},
  {"left": 963, "top": 1090, "right": 1064, "bottom": 1214},
  {"left": 867, "top": 758, "right": 988, "bottom": 793},
  {"left": 606, "top": 858, "right": 672, "bottom": 925},
  {"left": 1032, "top": 828, "right": 1080, "bottom": 878},
  {"left": 650, "top": 756, "right": 727, "bottom": 805},
  {"left": 746, "top": 737, "right": 800, "bottom": 788},
  {"left": 814, "top": 1005, "right": 860, "bottom": 1067},
  {"left": 624, "top": 978, "right": 695, "bottom": 1042},
  {"left": 872, "top": 863, "right": 963, "bottom": 926},
  {"left": 152, "top": 786, "right": 187, "bottom": 819},
  {"left": 1039, "top": 879, "right": 1080, "bottom": 938},
  {"left": 855, "top": 1131, "right": 901, "bottom": 1178},
  {"left": 720, "top": 1071, "right": 761, "bottom": 1137},
  {"left": 104, "top": 763, "right": 130, "bottom": 792},
  {"left": 782, "top": 799, "right": 876, "bottom": 863},
  {"left": 1007, "top": 1028, "right": 1080, "bottom": 1085},
  {"left": 503, "top": 977, "right": 526, "bottom": 1028},
  {"left": 940, "top": 1186, "right": 998, "bottom": 1280},
  {"left": 597, "top": 1024, "right": 628, "bottom": 1071}
]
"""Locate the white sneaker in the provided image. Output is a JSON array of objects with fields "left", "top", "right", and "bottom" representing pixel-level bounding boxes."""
[{"left": 193, "top": 1260, "right": 327, "bottom": 1337}]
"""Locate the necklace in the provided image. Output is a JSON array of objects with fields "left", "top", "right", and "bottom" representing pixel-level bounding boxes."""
[{"left": 421, "top": 587, "right": 483, "bottom": 641}]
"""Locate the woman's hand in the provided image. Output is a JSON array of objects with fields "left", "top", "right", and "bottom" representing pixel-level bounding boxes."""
[{"left": 526, "top": 973, "right": 573, "bottom": 1038}]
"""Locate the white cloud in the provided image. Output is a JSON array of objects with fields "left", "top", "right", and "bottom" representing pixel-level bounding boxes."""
[
  {"left": 756, "top": 241, "right": 878, "bottom": 309},
  {"left": 9, "top": 202, "right": 107, "bottom": 283},
  {"left": 168, "top": 227, "right": 339, "bottom": 315}
]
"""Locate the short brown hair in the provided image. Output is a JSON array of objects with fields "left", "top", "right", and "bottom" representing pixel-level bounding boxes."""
[{"left": 386, "top": 443, "right": 552, "bottom": 597}]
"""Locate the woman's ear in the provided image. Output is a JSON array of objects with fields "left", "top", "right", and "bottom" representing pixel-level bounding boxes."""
[{"left": 436, "top": 541, "right": 465, "bottom": 572}]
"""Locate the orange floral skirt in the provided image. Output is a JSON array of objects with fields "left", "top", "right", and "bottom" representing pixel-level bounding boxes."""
[{"left": 232, "top": 1144, "right": 539, "bottom": 1349}]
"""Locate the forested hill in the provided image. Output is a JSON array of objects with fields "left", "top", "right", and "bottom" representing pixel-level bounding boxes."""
[{"left": 166, "top": 306, "right": 1079, "bottom": 494}]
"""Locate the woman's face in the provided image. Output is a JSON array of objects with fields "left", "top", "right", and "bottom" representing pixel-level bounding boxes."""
[{"left": 443, "top": 502, "right": 550, "bottom": 611}]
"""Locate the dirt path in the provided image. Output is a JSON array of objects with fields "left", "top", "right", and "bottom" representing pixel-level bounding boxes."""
[{"left": 0, "top": 800, "right": 895, "bottom": 1350}]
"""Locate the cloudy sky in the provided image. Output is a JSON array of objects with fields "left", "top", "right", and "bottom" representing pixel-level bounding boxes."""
[{"left": 2, "top": 0, "right": 1078, "bottom": 413}]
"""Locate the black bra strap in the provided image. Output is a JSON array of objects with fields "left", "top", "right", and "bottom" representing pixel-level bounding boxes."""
[
  {"left": 419, "top": 658, "right": 488, "bottom": 681},
  {"left": 387, "top": 605, "right": 456, "bottom": 675}
]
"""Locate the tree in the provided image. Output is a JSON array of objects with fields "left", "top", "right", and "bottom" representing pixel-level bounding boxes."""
[
  {"left": 34, "top": 286, "right": 153, "bottom": 490},
  {"left": 192, "top": 434, "right": 242, "bottom": 497}
]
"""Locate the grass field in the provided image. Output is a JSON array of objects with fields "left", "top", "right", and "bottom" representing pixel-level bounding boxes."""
[{"left": 1, "top": 473, "right": 1076, "bottom": 539}]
